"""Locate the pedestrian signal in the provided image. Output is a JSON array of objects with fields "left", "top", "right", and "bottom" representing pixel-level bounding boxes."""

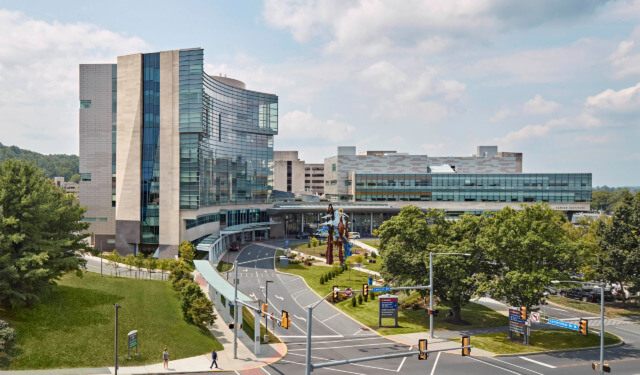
[
  {"left": 461, "top": 336, "right": 471, "bottom": 356},
  {"left": 520, "top": 306, "right": 527, "bottom": 321},
  {"left": 579, "top": 318, "right": 588, "bottom": 336},
  {"left": 363, "top": 284, "right": 368, "bottom": 297},
  {"left": 333, "top": 285, "right": 339, "bottom": 300},
  {"left": 418, "top": 339, "right": 428, "bottom": 360},
  {"left": 282, "top": 310, "right": 291, "bottom": 329}
]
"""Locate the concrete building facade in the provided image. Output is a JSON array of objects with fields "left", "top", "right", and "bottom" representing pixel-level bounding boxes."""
[{"left": 273, "top": 151, "right": 324, "bottom": 196}]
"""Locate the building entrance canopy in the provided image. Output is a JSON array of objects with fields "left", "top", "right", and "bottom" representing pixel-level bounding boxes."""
[
  {"left": 220, "top": 221, "right": 275, "bottom": 235},
  {"left": 194, "top": 260, "right": 254, "bottom": 304}
]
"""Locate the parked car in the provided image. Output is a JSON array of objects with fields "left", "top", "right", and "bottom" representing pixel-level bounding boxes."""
[
  {"left": 349, "top": 232, "right": 361, "bottom": 239},
  {"left": 229, "top": 242, "right": 240, "bottom": 251},
  {"left": 295, "top": 232, "right": 311, "bottom": 239},
  {"left": 561, "top": 288, "right": 614, "bottom": 303}
]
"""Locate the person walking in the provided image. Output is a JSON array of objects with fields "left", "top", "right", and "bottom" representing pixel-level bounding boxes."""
[
  {"left": 209, "top": 348, "right": 218, "bottom": 369},
  {"left": 163, "top": 348, "right": 169, "bottom": 370}
]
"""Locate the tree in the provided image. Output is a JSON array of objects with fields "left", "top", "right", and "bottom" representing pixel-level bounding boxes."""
[
  {"left": 108, "top": 250, "right": 121, "bottom": 277},
  {"left": 68, "top": 174, "right": 81, "bottom": 183},
  {"left": 148, "top": 257, "right": 158, "bottom": 279},
  {"left": 372, "top": 229, "right": 379, "bottom": 238},
  {"left": 170, "top": 262, "right": 193, "bottom": 290},
  {"left": 124, "top": 254, "right": 135, "bottom": 277},
  {"left": 134, "top": 252, "right": 145, "bottom": 278},
  {"left": 477, "top": 204, "right": 580, "bottom": 311},
  {"left": 158, "top": 258, "right": 170, "bottom": 281},
  {"left": 310, "top": 237, "right": 319, "bottom": 248},
  {"left": 594, "top": 191, "right": 640, "bottom": 304},
  {"left": 179, "top": 241, "right": 196, "bottom": 267},
  {"left": 0, "top": 159, "right": 88, "bottom": 307},
  {"left": 187, "top": 295, "right": 216, "bottom": 330}
]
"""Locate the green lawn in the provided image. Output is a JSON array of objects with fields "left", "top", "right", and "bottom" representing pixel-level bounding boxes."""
[
  {"left": 360, "top": 240, "right": 380, "bottom": 249},
  {"left": 277, "top": 262, "right": 508, "bottom": 335},
  {"left": 362, "top": 259, "right": 383, "bottom": 273},
  {"left": 216, "top": 260, "right": 234, "bottom": 273},
  {"left": 547, "top": 296, "right": 640, "bottom": 319},
  {"left": 0, "top": 272, "right": 222, "bottom": 370},
  {"left": 290, "top": 243, "right": 368, "bottom": 260},
  {"left": 450, "top": 329, "right": 620, "bottom": 354}
]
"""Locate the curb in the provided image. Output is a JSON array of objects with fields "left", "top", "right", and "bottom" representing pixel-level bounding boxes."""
[{"left": 493, "top": 337, "right": 625, "bottom": 357}]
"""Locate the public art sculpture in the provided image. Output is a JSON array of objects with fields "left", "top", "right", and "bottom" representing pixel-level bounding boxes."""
[{"left": 320, "top": 204, "right": 352, "bottom": 265}]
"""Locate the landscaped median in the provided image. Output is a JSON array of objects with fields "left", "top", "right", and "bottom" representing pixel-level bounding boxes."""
[
  {"left": 275, "top": 252, "right": 508, "bottom": 336},
  {"left": 0, "top": 272, "right": 222, "bottom": 370},
  {"left": 449, "top": 329, "right": 621, "bottom": 355},
  {"left": 547, "top": 295, "right": 640, "bottom": 319}
]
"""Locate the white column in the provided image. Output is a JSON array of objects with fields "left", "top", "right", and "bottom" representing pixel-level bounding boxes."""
[
  {"left": 370, "top": 213, "right": 373, "bottom": 234},
  {"left": 252, "top": 230, "right": 255, "bottom": 241},
  {"left": 301, "top": 214, "right": 304, "bottom": 232}
]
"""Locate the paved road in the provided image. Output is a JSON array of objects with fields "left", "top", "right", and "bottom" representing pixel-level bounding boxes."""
[{"left": 228, "top": 240, "right": 640, "bottom": 374}]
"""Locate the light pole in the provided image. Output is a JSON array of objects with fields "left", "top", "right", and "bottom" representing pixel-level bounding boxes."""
[
  {"left": 552, "top": 280, "right": 605, "bottom": 374},
  {"left": 233, "top": 260, "right": 239, "bottom": 359},
  {"left": 428, "top": 252, "right": 471, "bottom": 339},
  {"left": 264, "top": 280, "right": 273, "bottom": 343},
  {"left": 114, "top": 303, "right": 121, "bottom": 375},
  {"left": 542, "top": 292, "right": 549, "bottom": 318}
]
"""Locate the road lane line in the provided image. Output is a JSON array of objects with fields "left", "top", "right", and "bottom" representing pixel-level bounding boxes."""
[
  {"left": 353, "top": 329, "right": 361, "bottom": 335},
  {"left": 259, "top": 366, "right": 272, "bottom": 375},
  {"left": 396, "top": 356, "right": 407, "bottom": 372},
  {"left": 547, "top": 307, "right": 567, "bottom": 312},
  {"left": 286, "top": 337, "right": 382, "bottom": 345},
  {"left": 289, "top": 342, "right": 404, "bottom": 351},
  {"left": 466, "top": 357, "right": 521, "bottom": 375},
  {"left": 294, "top": 314, "right": 306, "bottom": 322},
  {"left": 287, "top": 352, "right": 399, "bottom": 372},
  {"left": 277, "top": 335, "right": 342, "bottom": 339},
  {"left": 518, "top": 356, "right": 557, "bottom": 369},
  {"left": 278, "top": 360, "right": 368, "bottom": 375},
  {"left": 490, "top": 357, "right": 544, "bottom": 375},
  {"left": 429, "top": 352, "right": 440, "bottom": 375},
  {"left": 321, "top": 312, "right": 342, "bottom": 323}
]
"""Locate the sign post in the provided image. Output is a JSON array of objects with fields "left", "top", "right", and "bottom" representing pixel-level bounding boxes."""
[
  {"left": 379, "top": 294, "right": 399, "bottom": 328},
  {"left": 127, "top": 330, "right": 138, "bottom": 358}
]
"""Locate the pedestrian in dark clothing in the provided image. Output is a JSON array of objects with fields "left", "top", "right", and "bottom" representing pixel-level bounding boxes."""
[
  {"left": 163, "top": 348, "right": 169, "bottom": 370},
  {"left": 210, "top": 349, "right": 218, "bottom": 369}
]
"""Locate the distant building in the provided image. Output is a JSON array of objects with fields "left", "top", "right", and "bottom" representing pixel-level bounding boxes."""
[
  {"left": 53, "top": 177, "right": 79, "bottom": 195},
  {"left": 274, "top": 151, "right": 324, "bottom": 196}
]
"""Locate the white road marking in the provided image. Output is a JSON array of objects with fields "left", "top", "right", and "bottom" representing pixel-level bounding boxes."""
[
  {"left": 287, "top": 352, "right": 399, "bottom": 372},
  {"left": 294, "top": 314, "right": 307, "bottom": 322},
  {"left": 287, "top": 337, "right": 382, "bottom": 345},
  {"left": 321, "top": 312, "right": 342, "bottom": 323},
  {"left": 490, "top": 357, "right": 544, "bottom": 375},
  {"left": 278, "top": 335, "right": 342, "bottom": 339},
  {"left": 259, "top": 366, "right": 272, "bottom": 375},
  {"left": 275, "top": 294, "right": 284, "bottom": 300},
  {"left": 429, "top": 352, "right": 440, "bottom": 375},
  {"left": 548, "top": 307, "right": 567, "bottom": 312},
  {"left": 289, "top": 342, "right": 402, "bottom": 352},
  {"left": 518, "top": 356, "right": 557, "bottom": 369},
  {"left": 278, "top": 359, "right": 368, "bottom": 375},
  {"left": 396, "top": 356, "right": 407, "bottom": 372},
  {"left": 466, "top": 357, "right": 521, "bottom": 375},
  {"left": 250, "top": 293, "right": 256, "bottom": 299},
  {"left": 353, "top": 329, "right": 362, "bottom": 336}
]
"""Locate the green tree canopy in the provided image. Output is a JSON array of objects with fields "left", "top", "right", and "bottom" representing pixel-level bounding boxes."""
[
  {"left": 0, "top": 142, "right": 78, "bottom": 181},
  {"left": 0, "top": 159, "right": 89, "bottom": 307},
  {"left": 179, "top": 241, "right": 196, "bottom": 267},
  {"left": 477, "top": 204, "right": 579, "bottom": 310}
]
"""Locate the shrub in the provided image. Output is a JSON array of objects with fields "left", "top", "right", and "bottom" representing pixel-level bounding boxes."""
[
  {"left": 371, "top": 252, "right": 377, "bottom": 259},
  {"left": 364, "top": 293, "right": 368, "bottom": 302},
  {"left": 307, "top": 242, "right": 311, "bottom": 248},
  {"left": 351, "top": 296, "right": 357, "bottom": 307},
  {"left": 358, "top": 294, "right": 363, "bottom": 305},
  {"left": 371, "top": 292, "right": 376, "bottom": 300},
  {"left": 187, "top": 296, "right": 216, "bottom": 330},
  {"left": 320, "top": 275, "right": 325, "bottom": 285},
  {"left": 0, "top": 319, "right": 16, "bottom": 353}
]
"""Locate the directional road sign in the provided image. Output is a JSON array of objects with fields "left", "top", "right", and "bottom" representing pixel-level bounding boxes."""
[
  {"left": 345, "top": 287, "right": 353, "bottom": 297},
  {"left": 372, "top": 286, "right": 390, "bottom": 293}
]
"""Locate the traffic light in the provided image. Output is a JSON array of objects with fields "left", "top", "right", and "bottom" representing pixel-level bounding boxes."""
[
  {"left": 261, "top": 303, "right": 268, "bottom": 317},
  {"left": 520, "top": 306, "right": 527, "bottom": 321},
  {"left": 592, "top": 363, "right": 611, "bottom": 373},
  {"left": 418, "top": 339, "right": 428, "bottom": 360},
  {"left": 333, "top": 285, "right": 339, "bottom": 300},
  {"left": 461, "top": 336, "right": 471, "bottom": 356},
  {"left": 281, "top": 310, "right": 291, "bottom": 329},
  {"left": 579, "top": 318, "right": 588, "bottom": 336},
  {"left": 363, "top": 284, "right": 369, "bottom": 297}
]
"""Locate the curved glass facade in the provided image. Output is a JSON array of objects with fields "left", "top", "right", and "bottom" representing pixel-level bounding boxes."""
[{"left": 355, "top": 173, "right": 592, "bottom": 203}]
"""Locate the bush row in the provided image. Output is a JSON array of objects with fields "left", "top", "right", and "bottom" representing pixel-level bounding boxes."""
[{"left": 169, "top": 262, "right": 216, "bottom": 331}]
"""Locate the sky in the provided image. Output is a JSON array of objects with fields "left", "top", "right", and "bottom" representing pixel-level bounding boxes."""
[{"left": 0, "top": 0, "right": 639, "bottom": 186}]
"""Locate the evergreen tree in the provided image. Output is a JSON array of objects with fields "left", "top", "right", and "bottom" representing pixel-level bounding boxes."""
[{"left": 0, "top": 159, "right": 88, "bottom": 307}]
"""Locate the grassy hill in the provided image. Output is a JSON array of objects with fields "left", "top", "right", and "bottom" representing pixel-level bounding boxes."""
[
  {"left": 0, "top": 272, "right": 222, "bottom": 370},
  {"left": 0, "top": 142, "right": 78, "bottom": 180}
]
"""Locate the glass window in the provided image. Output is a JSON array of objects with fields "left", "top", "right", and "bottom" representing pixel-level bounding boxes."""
[
  {"left": 80, "top": 173, "right": 91, "bottom": 181},
  {"left": 80, "top": 100, "right": 92, "bottom": 109}
]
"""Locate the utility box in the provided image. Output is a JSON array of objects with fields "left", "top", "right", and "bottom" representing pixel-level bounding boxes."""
[{"left": 279, "top": 256, "right": 289, "bottom": 268}]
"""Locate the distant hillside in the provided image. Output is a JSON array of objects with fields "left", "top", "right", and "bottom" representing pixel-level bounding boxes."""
[{"left": 0, "top": 142, "right": 79, "bottom": 181}]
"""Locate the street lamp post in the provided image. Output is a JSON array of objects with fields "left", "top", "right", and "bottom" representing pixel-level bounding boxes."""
[
  {"left": 114, "top": 303, "right": 121, "bottom": 375},
  {"left": 429, "top": 252, "right": 471, "bottom": 339},
  {"left": 264, "top": 280, "right": 273, "bottom": 342},
  {"left": 233, "top": 260, "right": 239, "bottom": 359},
  {"left": 552, "top": 280, "right": 605, "bottom": 374}
]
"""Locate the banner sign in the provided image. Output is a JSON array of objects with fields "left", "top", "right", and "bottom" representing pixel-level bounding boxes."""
[{"left": 548, "top": 318, "right": 579, "bottom": 331}]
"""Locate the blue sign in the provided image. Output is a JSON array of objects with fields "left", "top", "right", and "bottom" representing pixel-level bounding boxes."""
[
  {"left": 380, "top": 300, "right": 398, "bottom": 309},
  {"left": 284, "top": 239, "right": 289, "bottom": 248},
  {"left": 548, "top": 318, "right": 579, "bottom": 331},
  {"left": 508, "top": 309, "right": 527, "bottom": 325},
  {"left": 372, "top": 287, "right": 391, "bottom": 293}
]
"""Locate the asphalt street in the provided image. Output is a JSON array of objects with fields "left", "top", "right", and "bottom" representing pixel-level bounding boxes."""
[{"left": 228, "top": 239, "right": 640, "bottom": 375}]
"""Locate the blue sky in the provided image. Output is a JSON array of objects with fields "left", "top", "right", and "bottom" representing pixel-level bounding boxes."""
[{"left": 0, "top": 0, "right": 639, "bottom": 186}]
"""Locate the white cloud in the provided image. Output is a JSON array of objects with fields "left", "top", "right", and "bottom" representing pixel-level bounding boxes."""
[
  {"left": 264, "top": 0, "right": 605, "bottom": 57},
  {"left": 497, "top": 124, "right": 550, "bottom": 145},
  {"left": 522, "top": 94, "right": 561, "bottom": 115},
  {"left": 277, "top": 108, "right": 356, "bottom": 141},
  {"left": 357, "top": 61, "right": 465, "bottom": 121},
  {"left": 0, "top": 10, "right": 148, "bottom": 154},
  {"left": 585, "top": 82, "right": 640, "bottom": 113},
  {"left": 490, "top": 108, "right": 512, "bottom": 122},
  {"left": 608, "top": 27, "right": 640, "bottom": 78}
]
